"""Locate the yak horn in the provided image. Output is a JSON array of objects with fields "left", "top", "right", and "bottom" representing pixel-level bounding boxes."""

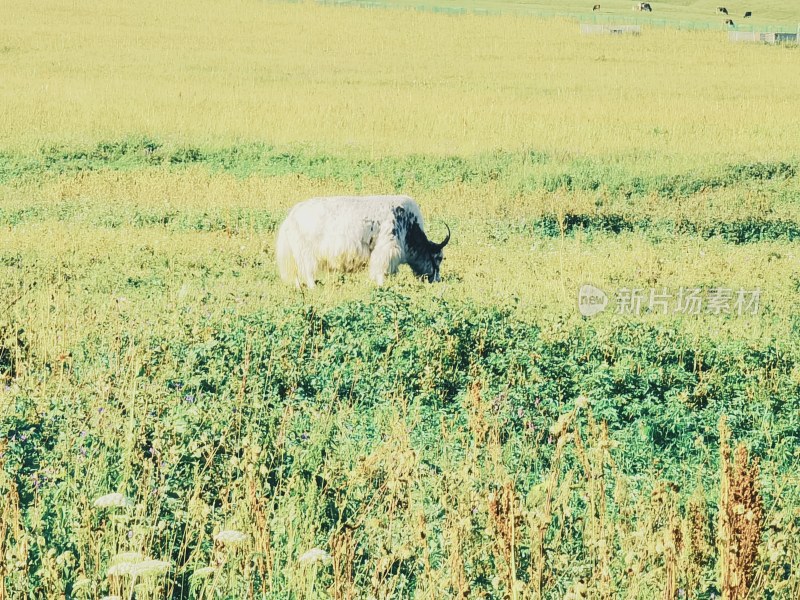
[{"left": 433, "top": 223, "right": 450, "bottom": 250}]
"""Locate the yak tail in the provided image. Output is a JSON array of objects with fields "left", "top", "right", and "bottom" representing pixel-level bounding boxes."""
[{"left": 276, "top": 219, "right": 299, "bottom": 286}]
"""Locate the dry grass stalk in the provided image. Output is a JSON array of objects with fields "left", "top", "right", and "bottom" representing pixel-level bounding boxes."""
[
  {"left": 445, "top": 518, "right": 471, "bottom": 599},
  {"left": 571, "top": 411, "right": 614, "bottom": 600},
  {"left": 662, "top": 501, "right": 683, "bottom": 600},
  {"left": 528, "top": 405, "right": 581, "bottom": 599},
  {"left": 329, "top": 526, "right": 356, "bottom": 600},
  {"left": 0, "top": 470, "right": 24, "bottom": 600},
  {"left": 718, "top": 415, "right": 764, "bottom": 600},
  {"left": 464, "top": 381, "right": 489, "bottom": 447},
  {"left": 682, "top": 484, "right": 712, "bottom": 597},
  {"left": 488, "top": 480, "right": 520, "bottom": 599},
  {"left": 247, "top": 474, "right": 274, "bottom": 595}
]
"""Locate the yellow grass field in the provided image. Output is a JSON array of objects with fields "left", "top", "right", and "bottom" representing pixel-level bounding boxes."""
[{"left": 2, "top": 0, "right": 799, "bottom": 168}]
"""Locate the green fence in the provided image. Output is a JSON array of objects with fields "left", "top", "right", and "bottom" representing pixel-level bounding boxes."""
[{"left": 313, "top": 0, "right": 797, "bottom": 34}]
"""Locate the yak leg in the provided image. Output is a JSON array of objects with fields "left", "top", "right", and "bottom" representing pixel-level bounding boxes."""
[
  {"left": 369, "top": 240, "right": 401, "bottom": 286},
  {"left": 294, "top": 247, "right": 317, "bottom": 289}
]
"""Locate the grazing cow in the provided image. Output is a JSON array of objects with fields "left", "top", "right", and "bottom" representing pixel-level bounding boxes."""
[
  {"left": 724, "top": 18, "right": 735, "bottom": 26},
  {"left": 276, "top": 195, "right": 450, "bottom": 288},
  {"left": 593, "top": 4, "right": 600, "bottom": 11},
  {"left": 633, "top": 2, "right": 652, "bottom": 12},
  {"left": 743, "top": 11, "right": 752, "bottom": 18},
  {"left": 717, "top": 7, "right": 728, "bottom": 15}
]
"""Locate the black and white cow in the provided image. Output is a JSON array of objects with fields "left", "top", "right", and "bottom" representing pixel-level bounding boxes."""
[
  {"left": 276, "top": 195, "right": 450, "bottom": 288},
  {"left": 717, "top": 7, "right": 728, "bottom": 15}
]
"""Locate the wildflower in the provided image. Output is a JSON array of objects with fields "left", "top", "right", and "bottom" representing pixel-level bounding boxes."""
[
  {"left": 99, "top": 596, "right": 123, "bottom": 600},
  {"left": 549, "top": 412, "right": 572, "bottom": 435},
  {"left": 131, "top": 559, "right": 171, "bottom": 577},
  {"left": 190, "top": 566, "right": 218, "bottom": 580},
  {"left": 106, "top": 553, "right": 170, "bottom": 579},
  {"left": 107, "top": 561, "right": 138, "bottom": 577},
  {"left": 112, "top": 552, "right": 144, "bottom": 563},
  {"left": 94, "top": 493, "right": 133, "bottom": 508},
  {"left": 298, "top": 548, "right": 333, "bottom": 565},
  {"left": 213, "top": 530, "right": 248, "bottom": 546},
  {"left": 72, "top": 577, "right": 92, "bottom": 591},
  {"left": 575, "top": 395, "right": 589, "bottom": 410}
]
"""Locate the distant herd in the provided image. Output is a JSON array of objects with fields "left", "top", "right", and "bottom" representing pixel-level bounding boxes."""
[{"left": 591, "top": 4, "right": 753, "bottom": 25}]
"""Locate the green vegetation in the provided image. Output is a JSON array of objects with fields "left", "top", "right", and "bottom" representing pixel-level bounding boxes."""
[{"left": 3, "top": 293, "right": 800, "bottom": 597}]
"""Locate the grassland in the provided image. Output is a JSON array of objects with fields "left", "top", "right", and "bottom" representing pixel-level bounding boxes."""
[{"left": 1, "top": 0, "right": 800, "bottom": 598}]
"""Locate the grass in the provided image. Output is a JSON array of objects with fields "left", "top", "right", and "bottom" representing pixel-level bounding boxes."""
[
  {"left": 1, "top": 0, "right": 800, "bottom": 598},
  {"left": 2, "top": 1, "right": 800, "bottom": 165}
]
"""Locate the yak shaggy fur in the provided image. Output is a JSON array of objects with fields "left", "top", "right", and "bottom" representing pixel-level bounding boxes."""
[{"left": 276, "top": 195, "right": 449, "bottom": 288}]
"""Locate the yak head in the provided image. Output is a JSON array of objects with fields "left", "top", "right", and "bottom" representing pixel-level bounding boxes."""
[{"left": 405, "top": 221, "right": 451, "bottom": 283}]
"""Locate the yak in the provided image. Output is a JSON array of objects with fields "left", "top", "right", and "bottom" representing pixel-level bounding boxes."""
[{"left": 276, "top": 195, "right": 450, "bottom": 288}]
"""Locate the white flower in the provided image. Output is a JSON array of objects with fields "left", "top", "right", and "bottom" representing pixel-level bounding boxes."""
[
  {"left": 189, "top": 566, "right": 218, "bottom": 580},
  {"left": 111, "top": 552, "right": 144, "bottom": 563},
  {"left": 575, "top": 395, "right": 589, "bottom": 410},
  {"left": 298, "top": 548, "right": 333, "bottom": 565},
  {"left": 131, "top": 559, "right": 171, "bottom": 577},
  {"left": 94, "top": 493, "right": 133, "bottom": 508},
  {"left": 106, "top": 554, "right": 169, "bottom": 578},
  {"left": 99, "top": 596, "right": 123, "bottom": 600},
  {"left": 213, "top": 530, "right": 248, "bottom": 546},
  {"left": 107, "top": 562, "right": 138, "bottom": 577}
]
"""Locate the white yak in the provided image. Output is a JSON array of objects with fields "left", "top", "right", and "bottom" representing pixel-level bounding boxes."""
[{"left": 276, "top": 195, "right": 450, "bottom": 288}]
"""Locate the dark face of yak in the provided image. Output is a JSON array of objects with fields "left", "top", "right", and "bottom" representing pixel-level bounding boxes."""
[{"left": 406, "top": 222, "right": 450, "bottom": 283}]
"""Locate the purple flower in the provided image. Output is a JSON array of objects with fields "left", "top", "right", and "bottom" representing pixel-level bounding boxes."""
[{"left": 184, "top": 394, "right": 195, "bottom": 403}]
